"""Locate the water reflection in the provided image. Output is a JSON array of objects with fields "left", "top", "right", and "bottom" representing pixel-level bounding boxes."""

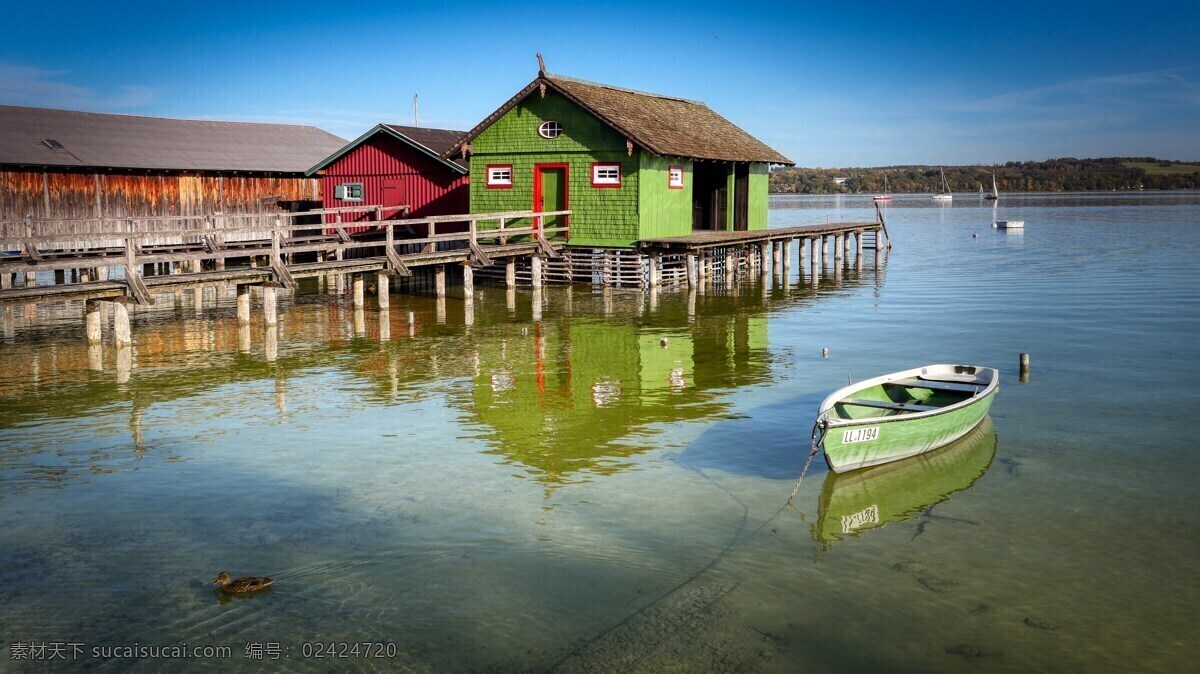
[
  {"left": 813, "top": 417, "right": 996, "bottom": 543},
  {"left": 0, "top": 269, "right": 883, "bottom": 498}
]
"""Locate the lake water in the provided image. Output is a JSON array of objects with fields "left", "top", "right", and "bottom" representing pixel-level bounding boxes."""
[{"left": 1, "top": 192, "right": 1196, "bottom": 671}]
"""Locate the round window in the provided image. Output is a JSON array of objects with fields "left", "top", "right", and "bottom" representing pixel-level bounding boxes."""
[{"left": 538, "top": 121, "right": 563, "bottom": 139}]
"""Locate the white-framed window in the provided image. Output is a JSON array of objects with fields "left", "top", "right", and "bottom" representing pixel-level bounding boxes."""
[
  {"left": 538, "top": 121, "right": 563, "bottom": 139},
  {"left": 486, "top": 165, "right": 513, "bottom": 189},
  {"left": 668, "top": 166, "right": 684, "bottom": 189},
  {"left": 591, "top": 163, "right": 621, "bottom": 188},
  {"left": 335, "top": 182, "right": 364, "bottom": 201}
]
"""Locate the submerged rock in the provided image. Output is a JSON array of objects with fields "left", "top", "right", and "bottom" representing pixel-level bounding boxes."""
[
  {"left": 917, "top": 576, "right": 959, "bottom": 593},
  {"left": 945, "top": 643, "right": 1002, "bottom": 661}
]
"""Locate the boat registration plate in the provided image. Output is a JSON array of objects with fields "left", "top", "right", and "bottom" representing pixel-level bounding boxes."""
[{"left": 842, "top": 427, "right": 879, "bottom": 444}]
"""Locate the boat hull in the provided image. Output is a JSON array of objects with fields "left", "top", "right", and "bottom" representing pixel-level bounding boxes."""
[{"left": 822, "top": 388, "right": 994, "bottom": 472}]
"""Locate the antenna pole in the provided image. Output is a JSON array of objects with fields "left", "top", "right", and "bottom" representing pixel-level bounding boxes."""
[{"left": 413, "top": 93, "right": 419, "bottom": 127}]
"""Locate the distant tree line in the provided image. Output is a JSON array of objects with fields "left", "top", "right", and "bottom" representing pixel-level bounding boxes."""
[{"left": 769, "top": 157, "right": 1200, "bottom": 194}]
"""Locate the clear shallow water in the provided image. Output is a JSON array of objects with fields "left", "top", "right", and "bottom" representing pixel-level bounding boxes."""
[{"left": 0, "top": 192, "right": 1197, "bottom": 671}]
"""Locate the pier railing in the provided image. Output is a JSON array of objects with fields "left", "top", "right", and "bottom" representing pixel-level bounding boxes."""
[{"left": 0, "top": 205, "right": 570, "bottom": 305}]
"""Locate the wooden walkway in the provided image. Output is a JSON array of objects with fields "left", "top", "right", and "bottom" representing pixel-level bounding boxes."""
[
  {"left": 1, "top": 205, "right": 569, "bottom": 307},
  {"left": 638, "top": 221, "right": 887, "bottom": 252}
]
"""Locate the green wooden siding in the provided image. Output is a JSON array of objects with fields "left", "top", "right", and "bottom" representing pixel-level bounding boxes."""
[
  {"left": 749, "top": 163, "right": 769, "bottom": 230},
  {"left": 637, "top": 152, "right": 693, "bottom": 240},
  {"left": 468, "top": 90, "right": 775, "bottom": 246},
  {"left": 469, "top": 91, "right": 640, "bottom": 247}
]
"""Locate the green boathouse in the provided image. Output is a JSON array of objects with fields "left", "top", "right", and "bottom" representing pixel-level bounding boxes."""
[{"left": 444, "top": 71, "right": 793, "bottom": 248}]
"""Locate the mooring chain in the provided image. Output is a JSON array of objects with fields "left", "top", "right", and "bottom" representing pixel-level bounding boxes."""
[{"left": 787, "top": 419, "right": 827, "bottom": 505}]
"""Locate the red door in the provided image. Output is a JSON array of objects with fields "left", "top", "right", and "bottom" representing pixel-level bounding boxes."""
[
  {"left": 381, "top": 178, "right": 405, "bottom": 217},
  {"left": 533, "top": 164, "right": 569, "bottom": 232}
]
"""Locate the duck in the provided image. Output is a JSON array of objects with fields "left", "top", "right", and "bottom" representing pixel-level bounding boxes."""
[{"left": 213, "top": 572, "right": 273, "bottom": 593}]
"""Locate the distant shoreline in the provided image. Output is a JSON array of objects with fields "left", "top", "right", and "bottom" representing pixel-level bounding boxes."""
[{"left": 769, "top": 157, "right": 1200, "bottom": 194}]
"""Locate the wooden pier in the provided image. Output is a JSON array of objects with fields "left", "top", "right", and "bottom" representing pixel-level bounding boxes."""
[
  {"left": 1, "top": 203, "right": 889, "bottom": 346},
  {"left": 1, "top": 204, "right": 569, "bottom": 343}
]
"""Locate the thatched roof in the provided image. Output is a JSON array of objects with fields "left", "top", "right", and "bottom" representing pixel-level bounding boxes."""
[
  {"left": 0, "top": 105, "right": 346, "bottom": 174},
  {"left": 446, "top": 73, "right": 793, "bottom": 165}
]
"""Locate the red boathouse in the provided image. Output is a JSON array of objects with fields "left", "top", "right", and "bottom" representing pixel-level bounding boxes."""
[{"left": 306, "top": 124, "right": 469, "bottom": 232}]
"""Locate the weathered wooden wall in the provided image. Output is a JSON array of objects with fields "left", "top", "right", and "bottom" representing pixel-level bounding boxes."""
[{"left": 0, "top": 169, "right": 321, "bottom": 247}]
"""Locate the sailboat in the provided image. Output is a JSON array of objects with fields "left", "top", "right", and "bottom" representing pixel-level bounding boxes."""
[
  {"left": 985, "top": 173, "right": 999, "bottom": 201},
  {"left": 931, "top": 168, "right": 953, "bottom": 201},
  {"left": 873, "top": 174, "right": 892, "bottom": 202}
]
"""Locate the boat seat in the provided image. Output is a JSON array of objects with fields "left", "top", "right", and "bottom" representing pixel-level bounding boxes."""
[
  {"left": 889, "top": 378, "right": 983, "bottom": 393},
  {"left": 839, "top": 398, "right": 939, "bottom": 412}
]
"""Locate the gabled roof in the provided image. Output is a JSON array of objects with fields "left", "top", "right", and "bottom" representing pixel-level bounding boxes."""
[
  {"left": 306, "top": 124, "right": 468, "bottom": 176},
  {"left": 0, "top": 105, "right": 346, "bottom": 173},
  {"left": 445, "top": 73, "right": 793, "bottom": 165}
]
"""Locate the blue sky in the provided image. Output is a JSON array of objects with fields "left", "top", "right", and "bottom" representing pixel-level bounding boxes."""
[{"left": 1, "top": 0, "right": 1197, "bottom": 166}]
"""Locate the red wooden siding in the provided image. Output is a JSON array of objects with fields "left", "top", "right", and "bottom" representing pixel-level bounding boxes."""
[{"left": 319, "top": 133, "right": 468, "bottom": 234}]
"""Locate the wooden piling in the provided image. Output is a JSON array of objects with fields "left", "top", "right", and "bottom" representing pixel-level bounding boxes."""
[
  {"left": 236, "top": 285, "right": 250, "bottom": 324},
  {"left": 782, "top": 239, "right": 792, "bottom": 275},
  {"left": 725, "top": 250, "right": 736, "bottom": 284},
  {"left": 1019, "top": 353, "right": 1030, "bottom": 381},
  {"left": 531, "top": 255, "right": 543, "bottom": 287},
  {"left": 435, "top": 265, "right": 447, "bottom": 296},
  {"left": 686, "top": 253, "right": 698, "bottom": 288},
  {"left": 856, "top": 231, "right": 864, "bottom": 260},
  {"left": 263, "top": 286, "right": 277, "bottom": 326},
  {"left": 505, "top": 258, "right": 516, "bottom": 287},
  {"left": 648, "top": 253, "right": 660, "bottom": 288},
  {"left": 113, "top": 300, "right": 131, "bottom": 346},
  {"left": 759, "top": 242, "right": 771, "bottom": 278},
  {"left": 353, "top": 274, "right": 365, "bottom": 308},
  {"left": 462, "top": 263, "right": 474, "bottom": 296},
  {"left": 377, "top": 272, "right": 390, "bottom": 309},
  {"left": 85, "top": 299, "right": 102, "bottom": 345}
]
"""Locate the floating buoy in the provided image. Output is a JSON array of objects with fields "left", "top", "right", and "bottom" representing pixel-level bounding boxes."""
[{"left": 822, "top": 348, "right": 829, "bottom": 359}]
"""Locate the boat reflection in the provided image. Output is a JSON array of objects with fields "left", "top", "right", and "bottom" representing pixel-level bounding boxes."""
[{"left": 813, "top": 417, "right": 996, "bottom": 543}]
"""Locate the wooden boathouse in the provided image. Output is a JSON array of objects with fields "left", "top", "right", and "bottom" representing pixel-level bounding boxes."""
[
  {"left": 306, "top": 124, "right": 469, "bottom": 232},
  {"left": 0, "top": 105, "right": 346, "bottom": 243},
  {"left": 0, "top": 67, "right": 887, "bottom": 351},
  {"left": 447, "top": 70, "right": 794, "bottom": 248}
]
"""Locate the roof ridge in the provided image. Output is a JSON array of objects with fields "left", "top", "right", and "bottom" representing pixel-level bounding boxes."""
[
  {"left": 542, "top": 73, "right": 705, "bottom": 106},
  {"left": 0, "top": 104, "right": 334, "bottom": 132},
  {"left": 383, "top": 123, "right": 466, "bottom": 134}
]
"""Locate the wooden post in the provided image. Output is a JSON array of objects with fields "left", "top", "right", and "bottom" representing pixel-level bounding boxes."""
[
  {"left": 506, "top": 258, "right": 516, "bottom": 287},
  {"left": 85, "top": 299, "right": 102, "bottom": 345},
  {"left": 462, "top": 263, "right": 474, "bottom": 296},
  {"left": 237, "top": 284, "right": 251, "bottom": 324},
  {"left": 113, "top": 300, "right": 131, "bottom": 346},
  {"left": 782, "top": 239, "right": 792, "bottom": 275},
  {"left": 435, "top": 265, "right": 446, "bottom": 296},
  {"left": 531, "top": 255, "right": 543, "bottom": 287},
  {"left": 842, "top": 233, "right": 850, "bottom": 262},
  {"left": 1, "top": 273, "right": 10, "bottom": 290},
  {"left": 703, "top": 252, "right": 713, "bottom": 281},
  {"left": 377, "top": 272, "right": 390, "bottom": 309},
  {"left": 686, "top": 253, "right": 698, "bottom": 288},
  {"left": 759, "top": 242, "right": 771, "bottom": 278},
  {"left": 352, "top": 274, "right": 364, "bottom": 308},
  {"left": 263, "top": 286, "right": 277, "bottom": 326},
  {"left": 1019, "top": 353, "right": 1030, "bottom": 382},
  {"left": 725, "top": 250, "right": 736, "bottom": 284},
  {"left": 810, "top": 239, "right": 820, "bottom": 287},
  {"left": 856, "top": 230, "right": 864, "bottom": 260},
  {"left": 773, "top": 241, "right": 782, "bottom": 269},
  {"left": 648, "top": 253, "right": 660, "bottom": 288}
]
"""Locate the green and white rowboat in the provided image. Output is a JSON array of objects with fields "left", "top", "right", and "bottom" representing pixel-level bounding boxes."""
[{"left": 817, "top": 364, "right": 999, "bottom": 473}]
